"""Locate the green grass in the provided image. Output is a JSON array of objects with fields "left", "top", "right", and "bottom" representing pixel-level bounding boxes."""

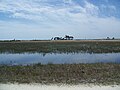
[
  {"left": 0, "top": 40, "right": 120, "bottom": 53},
  {"left": 0, "top": 63, "right": 120, "bottom": 85}
]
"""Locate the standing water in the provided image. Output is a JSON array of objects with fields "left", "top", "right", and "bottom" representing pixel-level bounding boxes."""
[{"left": 0, "top": 53, "right": 120, "bottom": 65}]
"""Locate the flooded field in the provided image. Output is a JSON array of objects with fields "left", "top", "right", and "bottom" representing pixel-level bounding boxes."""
[
  {"left": 0, "top": 53, "right": 120, "bottom": 65},
  {"left": 0, "top": 40, "right": 120, "bottom": 85}
]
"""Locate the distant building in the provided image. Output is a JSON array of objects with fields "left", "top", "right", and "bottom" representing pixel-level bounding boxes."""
[
  {"left": 64, "top": 35, "right": 74, "bottom": 40},
  {"left": 51, "top": 35, "right": 74, "bottom": 40},
  {"left": 54, "top": 37, "right": 63, "bottom": 40}
]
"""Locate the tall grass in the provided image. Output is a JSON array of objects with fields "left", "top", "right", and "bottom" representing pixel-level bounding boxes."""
[{"left": 0, "top": 40, "right": 120, "bottom": 53}]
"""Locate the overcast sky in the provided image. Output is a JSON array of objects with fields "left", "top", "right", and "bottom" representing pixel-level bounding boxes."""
[{"left": 0, "top": 0, "right": 120, "bottom": 40}]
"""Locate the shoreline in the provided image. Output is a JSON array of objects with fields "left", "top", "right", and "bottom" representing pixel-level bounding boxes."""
[{"left": 0, "top": 83, "right": 120, "bottom": 90}]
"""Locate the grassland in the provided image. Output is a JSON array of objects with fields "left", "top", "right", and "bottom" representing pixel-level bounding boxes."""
[
  {"left": 0, "top": 40, "right": 120, "bottom": 85},
  {"left": 0, "top": 63, "right": 120, "bottom": 85},
  {"left": 0, "top": 40, "right": 120, "bottom": 53}
]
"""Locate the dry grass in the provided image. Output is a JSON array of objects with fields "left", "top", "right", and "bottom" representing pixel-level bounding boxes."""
[{"left": 0, "top": 63, "right": 120, "bottom": 85}]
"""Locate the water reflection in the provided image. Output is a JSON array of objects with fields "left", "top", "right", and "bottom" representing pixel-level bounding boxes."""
[{"left": 0, "top": 53, "right": 120, "bottom": 65}]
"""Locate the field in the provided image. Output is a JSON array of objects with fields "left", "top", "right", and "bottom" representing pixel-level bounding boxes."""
[
  {"left": 0, "top": 40, "right": 120, "bottom": 85},
  {"left": 0, "top": 63, "right": 120, "bottom": 85},
  {"left": 0, "top": 40, "right": 120, "bottom": 53}
]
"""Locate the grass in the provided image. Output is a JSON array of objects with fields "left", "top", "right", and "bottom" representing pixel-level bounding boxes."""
[
  {"left": 0, "top": 63, "right": 120, "bottom": 85},
  {"left": 0, "top": 40, "right": 120, "bottom": 85},
  {"left": 0, "top": 40, "right": 120, "bottom": 53}
]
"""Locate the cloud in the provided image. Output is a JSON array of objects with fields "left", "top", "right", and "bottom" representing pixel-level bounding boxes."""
[
  {"left": 83, "top": 1, "right": 99, "bottom": 16},
  {"left": 0, "top": 0, "right": 119, "bottom": 23},
  {"left": 0, "top": 0, "right": 99, "bottom": 21},
  {"left": 63, "top": 0, "right": 72, "bottom": 4},
  {"left": 0, "top": 0, "right": 118, "bottom": 22},
  {"left": 0, "top": 0, "right": 120, "bottom": 39},
  {"left": 100, "top": 4, "right": 116, "bottom": 13}
]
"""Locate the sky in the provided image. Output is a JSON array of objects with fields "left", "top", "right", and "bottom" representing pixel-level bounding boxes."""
[{"left": 0, "top": 0, "right": 120, "bottom": 40}]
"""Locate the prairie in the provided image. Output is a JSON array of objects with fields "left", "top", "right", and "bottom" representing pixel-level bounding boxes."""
[
  {"left": 0, "top": 40, "right": 120, "bottom": 85},
  {"left": 0, "top": 40, "right": 120, "bottom": 53}
]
